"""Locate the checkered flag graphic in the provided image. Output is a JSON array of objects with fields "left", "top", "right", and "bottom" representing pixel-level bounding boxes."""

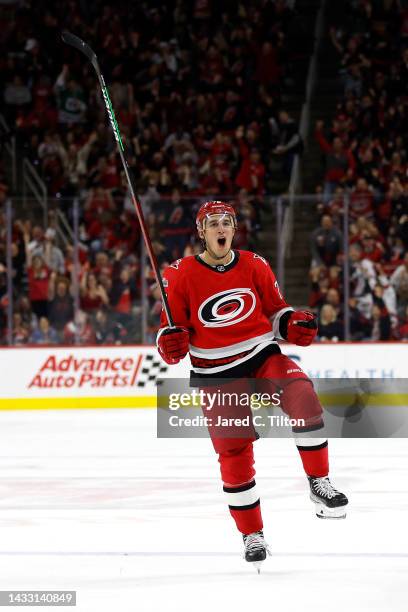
[{"left": 137, "top": 354, "right": 168, "bottom": 387}]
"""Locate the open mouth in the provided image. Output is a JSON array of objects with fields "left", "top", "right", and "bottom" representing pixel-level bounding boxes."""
[{"left": 218, "top": 237, "right": 226, "bottom": 247}]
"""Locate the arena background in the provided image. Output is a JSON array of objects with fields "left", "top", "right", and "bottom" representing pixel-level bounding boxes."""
[{"left": 0, "top": 1, "right": 407, "bottom": 611}]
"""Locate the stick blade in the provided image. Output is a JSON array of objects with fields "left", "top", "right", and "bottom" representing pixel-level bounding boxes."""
[{"left": 61, "top": 31, "right": 98, "bottom": 67}]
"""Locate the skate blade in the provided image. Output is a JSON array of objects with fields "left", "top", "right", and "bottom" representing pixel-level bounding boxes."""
[
  {"left": 247, "top": 548, "right": 271, "bottom": 573},
  {"left": 312, "top": 497, "right": 348, "bottom": 519},
  {"left": 244, "top": 557, "right": 265, "bottom": 573}
]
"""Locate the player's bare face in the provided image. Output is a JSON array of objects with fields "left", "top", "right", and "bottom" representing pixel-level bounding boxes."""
[{"left": 201, "top": 214, "right": 235, "bottom": 264}]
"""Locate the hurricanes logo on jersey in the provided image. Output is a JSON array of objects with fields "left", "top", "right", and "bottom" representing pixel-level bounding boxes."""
[{"left": 198, "top": 288, "right": 256, "bottom": 327}]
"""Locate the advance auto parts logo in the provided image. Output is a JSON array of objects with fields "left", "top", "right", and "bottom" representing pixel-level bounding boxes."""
[
  {"left": 27, "top": 354, "right": 168, "bottom": 389},
  {"left": 198, "top": 288, "right": 256, "bottom": 327}
]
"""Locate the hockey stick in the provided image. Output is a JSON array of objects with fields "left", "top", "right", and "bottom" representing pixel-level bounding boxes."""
[{"left": 61, "top": 31, "right": 175, "bottom": 328}]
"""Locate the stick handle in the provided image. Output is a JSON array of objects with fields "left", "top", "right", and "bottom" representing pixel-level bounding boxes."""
[{"left": 61, "top": 31, "right": 175, "bottom": 328}]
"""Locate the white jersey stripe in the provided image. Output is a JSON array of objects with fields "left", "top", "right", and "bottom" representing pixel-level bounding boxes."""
[{"left": 271, "top": 307, "right": 294, "bottom": 339}]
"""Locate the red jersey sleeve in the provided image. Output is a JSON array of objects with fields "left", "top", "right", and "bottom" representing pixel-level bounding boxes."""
[
  {"left": 159, "top": 261, "right": 191, "bottom": 330},
  {"left": 251, "top": 254, "right": 294, "bottom": 338}
]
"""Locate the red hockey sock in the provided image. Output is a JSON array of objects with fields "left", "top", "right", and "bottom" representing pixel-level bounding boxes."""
[
  {"left": 217, "top": 441, "right": 263, "bottom": 534},
  {"left": 296, "top": 439, "right": 329, "bottom": 477},
  {"left": 223, "top": 480, "right": 263, "bottom": 534}
]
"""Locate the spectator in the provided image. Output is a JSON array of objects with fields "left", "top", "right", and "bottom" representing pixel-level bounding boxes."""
[
  {"left": 63, "top": 310, "right": 96, "bottom": 345},
  {"left": 324, "top": 287, "right": 342, "bottom": 318},
  {"left": 327, "top": 265, "right": 342, "bottom": 292},
  {"left": 12, "top": 312, "right": 30, "bottom": 345},
  {"left": 175, "top": 152, "right": 199, "bottom": 191},
  {"left": 32, "top": 228, "right": 65, "bottom": 274},
  {"left": 360, "top": 233, "right": 384, "bottom": 263},
  {"left": 311, "top": 215, "right": 343, "bottom": 267},
  {"left": 38, "top": 132, "right": 62, "bottom": 165},
  {"left": 26, "top": 224, "right": 44, "bottom": 257},
  {"left": 48, "top": 276, "right": 74, "bottom": 332},
  {"left": 256, "top": 41, "right": 281, "bottom": 87},
  {"left": 161, "top": 205, "right": 193, "bottom": 261},
  {"left": 109, "top": 251, "right": 138, "bottom": 327},
  {"left": 94, "top": 308, "right": 127, "bottom": 345},
  {"left": 84, "top": 187, "right": 114, "bottom": 221},
  {"left": 11, "top": 239, "right": 26, "bottom": 291},
  {"left": 270, "top": 110, "right": 302, "bottom": 176},
  {"left": 54, "top": 65, "right": 87, "bottom": 125},
  {"left": 349, "top": 243, "right": 376, "bottom": 316},
  {"left": 235, "top": 149, "right": 266, "bottom": 195},
  {"left": 30, "top": 316, "right": 59, "bottom": 345},
  {"left": 367, "top": 304, "right": 392, "bottom": 341},
  {"left": 26, "top": 254, "right": 50, "bottom": 319},
  {"left": 348, "top": 297, "right": 371, "bottom": 341},
  {"left": 398, "top": 305, "right": 408, "bottom": 340},
  {"left": 321, "top": 186, "right": 345, "bottom": 225},
  {"left": 349, "top": 178, "right": 374, "bottom": 220},
  {"left": 92, "top": 251, "right": 113, "bottom": 278},
  {"left": 390, "top": 252, "right": 408, "bottom": 315},
  {"left": 315, "top": 120, "right": 356, "bottom": 199},
  {"left": 317, "top": 304, "right": 344, "bottom": 341},
  {"left": 80, "top": 271, "right": 109, "bottom": 314},
  {"left": 309, "top": 267, "right": 330, "bottom": 309},
  {"left": 372, "top": 270, "right": 397, "bottom": 327},
  {"left": 383, "top": 235, "right": 405, "bottom": 276},
  {"left": 110, "top": 255, "right": 138, "bottom": 325},
  {"left": 16, "top": 296, "right": 37, "bottom": 331},
  {"left": 4, "top": 75, "right": 31, "bottom": 119}
]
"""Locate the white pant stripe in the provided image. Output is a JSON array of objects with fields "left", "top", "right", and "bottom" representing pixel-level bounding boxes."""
[{"left": 224, "top": 484, "right": 259, "bottom": 507}]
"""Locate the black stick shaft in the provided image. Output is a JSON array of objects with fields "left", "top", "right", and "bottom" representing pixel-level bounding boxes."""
[{"left": 61, "top": 31, "right": 175, "bottom": 328}]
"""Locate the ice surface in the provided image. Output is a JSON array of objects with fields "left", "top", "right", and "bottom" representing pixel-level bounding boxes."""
[{"left": 0, "top": 409, "right": 407, "bottom": 611}]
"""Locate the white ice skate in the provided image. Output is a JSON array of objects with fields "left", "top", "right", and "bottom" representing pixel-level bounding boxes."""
[{"left": 308, "top": 476, "right": 348, "bottom": 519}]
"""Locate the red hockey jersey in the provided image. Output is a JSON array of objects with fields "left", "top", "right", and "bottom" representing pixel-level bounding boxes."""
[{"left": 158, "top": 250, "right": 293, "bottom": 375}]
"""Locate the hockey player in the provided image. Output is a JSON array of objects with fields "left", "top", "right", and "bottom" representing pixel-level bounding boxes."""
[{"left": 156, "top": 201, "right": 348, "bottom": 571}]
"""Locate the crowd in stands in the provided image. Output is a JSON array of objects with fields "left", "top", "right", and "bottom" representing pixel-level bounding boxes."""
[
  {"left": 0, "top": 0, "right": 304, "bottom": 345},
  {"left": 309, "top": 0, "right": 408, "bottom": 342}
]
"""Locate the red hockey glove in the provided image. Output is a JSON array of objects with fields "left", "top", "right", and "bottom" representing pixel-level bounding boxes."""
[
  {"left": 286, "top": 311, "right": 318, "bottom": 346},
  {"left": 157, "top": 326, "right": 189, "bottom": 364}
]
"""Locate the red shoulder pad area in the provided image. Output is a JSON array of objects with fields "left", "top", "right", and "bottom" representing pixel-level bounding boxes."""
[{"left": 236, "top": 250, "right": 269, "bottom": 265}]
